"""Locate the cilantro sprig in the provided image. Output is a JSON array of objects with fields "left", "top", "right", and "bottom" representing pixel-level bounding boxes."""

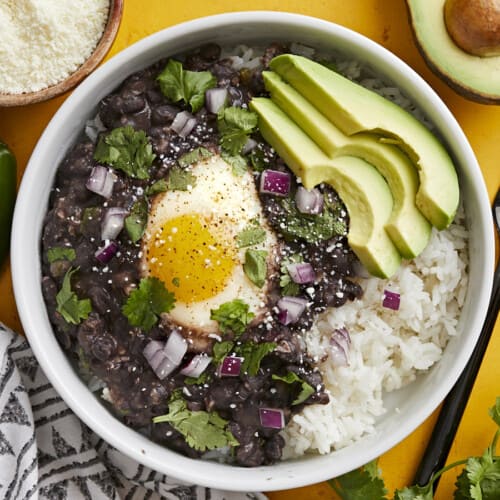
[
  {"left": 272, "top": 372, "right": 315, "bottom": 405},
  {"left": 210, "top": 299, "right": 254, "bottom": 336},
  {"left": 156, "top": 59, "right": 216, "bottom": 113},
  {"left": 243, "top": 249, "right": 268, "bottom": 288},
  {"left": 152, "top": 394, "right": 238, "bottom": 452},
  {"left": 94, "top": 125, "right": 156, "bottom": 180},
  {"left": 217, "top": 106, "right": 258, "bottom": 156},
  {"left": 56, "top": 267, "right": 92, "bottom": 325},
  {"left": 122, "top": 277, "right": 176, "bottom": 331},
  {"left": 236, "top": 219, "right": 267, "bottom": 248},
  {"left": 47, "top": 247, "right": 76, "bottom": 264},
  {"left": 328, "top": 398, "right": 500, "bottom": 500}
]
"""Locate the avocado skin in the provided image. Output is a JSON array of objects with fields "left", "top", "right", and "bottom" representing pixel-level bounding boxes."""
[
  {"left": 262, "top": 71, "right": 432, "bottom": 259},
  {"left": 250, "top": 97, "right": 401, "bottom": 279},
  {"left": 405, "top": 0, "right": 500, "bottom": 104},
  {"left": 269, "top": 54, "right": 460, "bottom": 230}
]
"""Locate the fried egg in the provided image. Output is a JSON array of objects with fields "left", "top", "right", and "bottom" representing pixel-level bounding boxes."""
[{"left": 141, "top": 154, "right": 279, "bottom": 347}]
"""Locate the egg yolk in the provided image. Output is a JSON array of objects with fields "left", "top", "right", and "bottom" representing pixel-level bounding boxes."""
[{"left": 146, "top": 214, "right": 237, "bottom": 302}]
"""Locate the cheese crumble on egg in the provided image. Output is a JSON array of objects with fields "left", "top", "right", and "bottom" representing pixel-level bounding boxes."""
[{"left": 141, "top": 155, "right": 280, "bottom": 341}]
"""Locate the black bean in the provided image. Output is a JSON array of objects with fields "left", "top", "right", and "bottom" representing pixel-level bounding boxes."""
[
  {"left": 235, "top": 438, "right": 265, "bottom": 467},
  {"left": 151, "top": 104, "right": 179, "bottom": 125}
]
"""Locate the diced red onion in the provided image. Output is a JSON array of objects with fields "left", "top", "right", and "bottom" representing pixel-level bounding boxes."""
[
  {"left": 180, "top": 354, "right": 212, "bottom": 378},
  {"left": 143, "top": 340, "right": 164, "bottom": 362},
  {"left": 101, "top": 207, "right": 128, "bottom": 240},
  {"left": 86, "top": 166, "right": 115, "bottom": 198},
  {"left": 171, "top": 110, "right": 197, "bottom": 138},
  {"left": 143, "top": 331, "right": 188, "bottom": 380},
  {"left": 241, "top": 137, "right": 257, "bottom": 155},
  {"left": 259, "top": 407, "right": 285, "bottom": 429},
  {"left": 383, "top": 289, "right": 400, "bottom": 310},
  {"left": 218, "top": 356, "right": 243, "bottom": 377},
  {"left": 164, "top": 330, "right": 188, "bottom": 366},
  {"left": 95, "top": 240, "right": 119, "bottom": 263},
  {"left": 205, "top": 87, "right": 228, "bottom": 114},
  {"left": 295, "top": 186, "right": 324, "bottom": 214},
  {"left": 329, "top": 327, "right": 351, "bottom": 367},
  {"left": 287, "top": 262, "right": 316, "bottom": 284},
  {"left": 277, "top": 296, "right": 308, "bottom": 325},
  {"left": 259, "top": 170, "right": 291, "bottom": 197}
]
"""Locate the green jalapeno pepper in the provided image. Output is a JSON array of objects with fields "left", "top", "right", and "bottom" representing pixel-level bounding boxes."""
[{"left": 0, "top": 141, "right": 17, "bottom": 266}]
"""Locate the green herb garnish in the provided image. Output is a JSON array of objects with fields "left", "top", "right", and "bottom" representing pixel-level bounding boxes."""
[
  {"left": 47, "top": 247, "right": 76, "bottom": 264},
  {"left": 272, "top": 372, "right": 315, "bottom": 405},
  {"left": 156, "top": 59, "right": 216, "bottom": 113},
  {"left": 278, "top": 195, "right": 346, "bottom": 243},
  {"left": 218, "top": 106, "right": 258, "bottom": 156},
  {"left": 279, "top": 254, "right": 303, "bottom": 296},
  {"left": 210, "top": 299, "right": 254, "bottom": 336},
  {"left": 153, "top": 395, "right": 238, "bottom": 452},
  {"left": 56, "top": 268, "right": 92, "bottom": 325},
  {"left": 243, "top": 249, "right": 268, "bottom": 288},
  {"left": 145, "top": 179, "right": 168, "bottom": 196},
  {"left": 329, "top": 398, "right": 500, "bottom": 500},
  {"left": 124, "top": 198, "right": 148, "bottom": 243},
  {"left": 249, "top": 146, "right": 270, "bottom": 172},
  {"left": 221, "top": 151, "right": 248, "bottom": 176},
  {"left": 184, "top": 371, "right": 211, "bottom": 386},
  {"left": 329, "top": 460, "right": 388, "bottom": 500},
  {"left": 239, "top": 342, "right": 276, "bottom": 376},
  {"left": 212, "top": 340, "right": 235, "bottom": 365},
  {"left": 94, "top": 125, "right": 156, "bottom": 180},
  {"left": 167, "top": 166, "right": 197, "bottom": 191},
  {"left": 236, "top": 220, "right": 267, "bottom": 248},
  {"left": 178, "top": 146, "right": 213, "bottom": 168},
  {"left": 122, "top": 277, "right": 175, "bottom": 331}
]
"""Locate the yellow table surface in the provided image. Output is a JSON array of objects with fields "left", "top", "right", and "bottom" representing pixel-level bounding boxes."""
[{"left": 0, "top": 0, "right": 499, "bottom": 498}]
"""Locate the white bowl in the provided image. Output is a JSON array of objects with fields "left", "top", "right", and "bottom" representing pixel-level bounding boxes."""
[{"left": 11, "top": 11, "right": 495, "bottom": 492}]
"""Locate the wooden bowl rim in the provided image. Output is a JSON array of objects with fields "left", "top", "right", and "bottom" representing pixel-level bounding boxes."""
[{"left": 0, "top": 0, "right": 123, "bottom": 107}]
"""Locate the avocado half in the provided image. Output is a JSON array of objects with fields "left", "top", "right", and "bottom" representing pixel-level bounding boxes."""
[{"left": 406, "top": 0, "right": 500, "bottom": 104}]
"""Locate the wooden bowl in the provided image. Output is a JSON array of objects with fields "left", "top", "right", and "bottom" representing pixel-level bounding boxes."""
[{"left": 0, "top": 0, "right": 123, "bottom": 107}]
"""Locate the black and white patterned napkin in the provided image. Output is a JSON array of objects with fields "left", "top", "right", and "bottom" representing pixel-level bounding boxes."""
[{"left": 0, "top": 323, "right": 267, "bottom": 500}]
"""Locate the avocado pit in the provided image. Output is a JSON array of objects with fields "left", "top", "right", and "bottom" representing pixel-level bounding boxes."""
[{"left": 444, "top": 0, "right": 500, "bottom": 57}]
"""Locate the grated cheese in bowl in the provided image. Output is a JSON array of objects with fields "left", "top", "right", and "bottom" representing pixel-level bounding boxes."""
[{"left": 0, "top": 0, "right": 110, "bottom": 94}]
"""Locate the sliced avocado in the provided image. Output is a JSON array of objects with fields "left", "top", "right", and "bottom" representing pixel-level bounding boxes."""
[
  {"left": 263, "top": 71, "right": 432, "bottom": 259},
  {"left": 406, "top": 0, "right": 500, "bottom": 103},
  {"left": 250, "top": 97, "right": 401, "bottom": 278},
  {"left": 269, "top": 54, "right": 460, "bottom": 230}
]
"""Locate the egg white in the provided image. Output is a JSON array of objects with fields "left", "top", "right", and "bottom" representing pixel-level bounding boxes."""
[{"left": 141, "top": 154, "right": 279, "bottom": 340}]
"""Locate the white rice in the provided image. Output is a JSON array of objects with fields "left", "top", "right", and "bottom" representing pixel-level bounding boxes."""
[{"left": 282, "top": 208, "right": 469, "bottom": 458}]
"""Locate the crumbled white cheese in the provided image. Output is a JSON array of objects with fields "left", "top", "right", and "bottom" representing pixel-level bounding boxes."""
[{"left": 0, "top": 0, "right": 110, "bottom": 94}]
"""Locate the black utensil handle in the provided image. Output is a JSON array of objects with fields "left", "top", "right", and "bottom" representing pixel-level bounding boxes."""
[{"left": 413, "top": 263, "right": 500, "bottom": 488}]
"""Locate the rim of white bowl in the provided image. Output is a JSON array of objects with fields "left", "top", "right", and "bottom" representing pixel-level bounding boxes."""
[{"left": 11, "top": 11, "right": 495, "bottom": 492}]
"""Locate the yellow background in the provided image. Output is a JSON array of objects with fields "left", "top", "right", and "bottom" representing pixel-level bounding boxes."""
[{"left": 0, "top": 0, "right": 499, "bottom": 498}]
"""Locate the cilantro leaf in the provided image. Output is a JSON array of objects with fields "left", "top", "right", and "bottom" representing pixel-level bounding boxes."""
[
  {"left": 249, "top": 146, "right": 271, "bottom": 172},
  {"left": 394, "top": 485, "right": 433, "bottom": 500},
  {"left": 489, "top": 397, "right": 500, "bottom": 427},
  {"left": 243, "top": 249, "right": 268, "bottom": 288},
  {"left": 236, "top": 220, "right": 266, "bottom": 248},
  {"left": 94, "top": 125, "right": 156, "bottom": 179},
  {"left": 156, "top": 59, "right": 216, "bottom": 113},
  {"left": 167, "top": 166, "right": 197, "bottom": 191},
  {"left": 272, "top": 372, "right": 315, "bottom": 405},
  {"left": 210, "top": 299, "right": 254, "bottom": 336},
  {"left": 122, "top": 277, "right": 175, "bottom": 331},
  {"left": 454, "top": 454, "right": 500, "bottom": 500},
  {"left": 278, "top": 196, "right": 346, "bottom": 243},
  {"left": 221, "top": 151, "right": 248, "bottom": 176},
  {"left": 218, "top": 106, "right": 258, "bottom": 155},
  {"left": 145, "top": 179, "right": 168, "bottom": 196},
  {"left": 238, "top": 342, "right": 276, "bottom": 376},
  {"left": 153, "top": 396, "right": 238, "bottom": 452},
  {"left": 184, "top": 371, "right": 211, "bottom": 386},
  {"left": 47, "top": 247, "right": 76, "bottom": 264},
  {"left": 56, "top": 268, "right": 92, "bottom": 325},
  {"left": 125, "top": 198, "right": 148, "bottom": 243},
  {"left": 178, "top": 146, "right": 213, "bottom": 168},
  {"left": 279, "top": 254, "right": 303, "bottom": 296},
  {"left": 328, "top": 461, "right": 388, "bottom": 500},
  {"left": 212, "top": 341, "right": 235, "bottom": 365}
]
